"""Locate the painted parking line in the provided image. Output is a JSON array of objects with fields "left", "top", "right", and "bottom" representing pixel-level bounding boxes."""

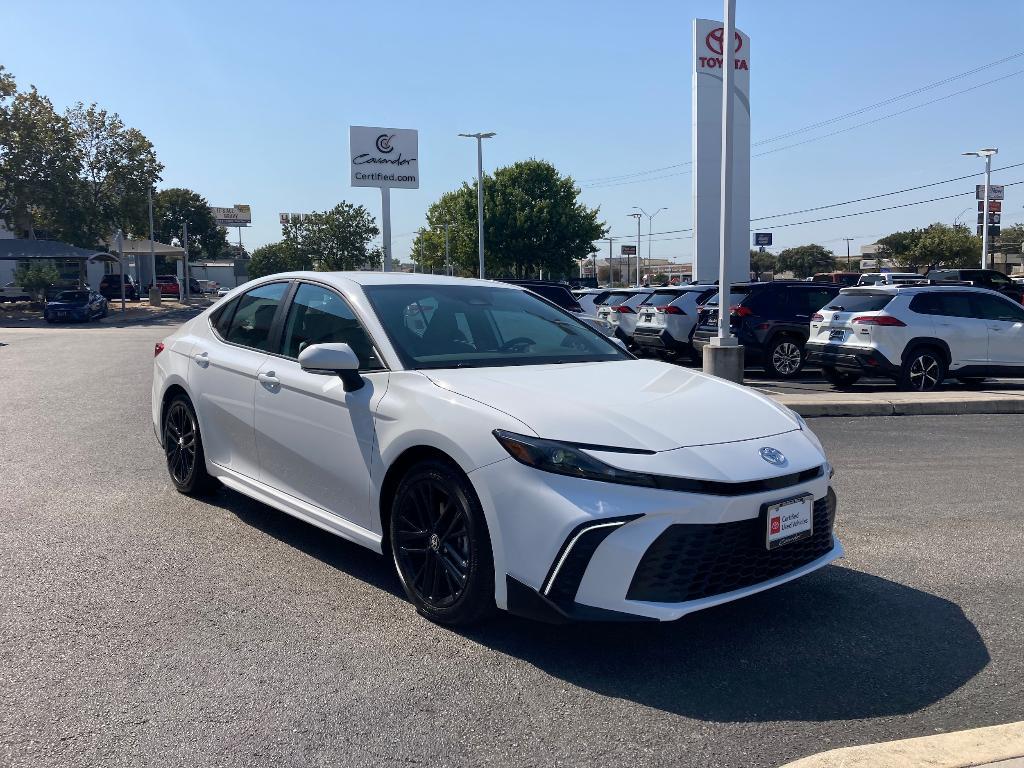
[{"left": 779, "top": 721, "right": 1024, "bottom": 768}]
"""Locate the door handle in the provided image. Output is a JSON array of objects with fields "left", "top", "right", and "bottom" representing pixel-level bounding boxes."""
[
  {"left": 192, "top": 351, "right": 210, "bottom": 367},
  {"left": 257, "top": 372, "right": 280, "bottom": 387}
]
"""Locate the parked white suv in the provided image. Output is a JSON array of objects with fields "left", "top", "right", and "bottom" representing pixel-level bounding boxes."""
[
  {"left": 594, "top": 288, "right": 654, "bottom": 344},
  {"left": 805, "top": 285, "right": 1024, "bottom": 391},
  {"left": 632, "top": 285, "right": 718, "bottom": 358}
]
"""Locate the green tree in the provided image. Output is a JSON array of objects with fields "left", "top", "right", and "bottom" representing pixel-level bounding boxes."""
[
  {"left": 996, "top": 223, "right": 1024, "bottom": 252},
  {"left": 875, "top": 228, "right": 924, "bottom": 266},
  {"left": 153, "top": 188, "right": 227, "bottom": 258},
  {"left": 910, "top": 223, "right": 980, "bottom": 270},
  {"left": 750, "top": 249, "right": 778, "bottom": 280},
  {"left": 247, "top": 241, "right": 310, "bottom": 279},
  {"left": 0, "top": 67, "right": 81, "bottom": 239},
  {"left": 776, "top": 244, "right": 837, "bottom": 279},
  {"left": 413, "top": 159, "right": 606, "bottom": 278},
  {"left": 281, "top": 203, "right": 381, "bottom": 271},
  {"left": 14, "top": 261, "right": 59, "bottom": 303},
  {"left": 64, "top": 103, "right": 163, "bottom": 246}
]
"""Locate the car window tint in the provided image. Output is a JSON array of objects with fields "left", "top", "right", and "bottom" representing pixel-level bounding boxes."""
[
  {"left": 281, "top": 283, "right": 382, "bottom": 369},
  {"left": 623, "top": 292, "right": 653, "bottom": 309},
  {"left": 934, "top": 292, "right": 975, "bottom": 318},
  {"left": 803, "top": 288, "right": 837, "bottom": 314},
  {"left": 211, "top": 298, "right": 238, "bottom": 337},
  {"left": 224, "top": 282, "right": 288, "bottom": 351},
  {"left": 827, "top": 292, "right": 894, "bottom": 312},
  {"left": 971, "top": 293, "right": 1024, "bottom": 322},
  {"left": 988, "top": 272, "right": 1011, "bottom": 287}
]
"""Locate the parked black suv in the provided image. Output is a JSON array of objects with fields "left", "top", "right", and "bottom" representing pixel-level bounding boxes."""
[
  {"left": 924, "top": 268, "right": 1023, "bottom": 303},
  {"left": 99, "top": 273, "right": 139, "bottom": 301},
  {"left": 692, "top": 281, "right": 841, "bottom": 377},
  {"left": 497, "top": 279, "right": 585, "bottom": 313}
]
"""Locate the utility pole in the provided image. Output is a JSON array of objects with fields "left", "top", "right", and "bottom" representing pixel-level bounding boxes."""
[
  {"left": 443, "top": 223, "right": 452, "bottom": 276},
  {"left": 604, "top": 237, "right": 616, "bottom": 284},
  {"left": 629, "top": 213, "right": 642, "bottom": 287},
  {"left": 843, "top": 238, "right": 854, "bottom": 267}
]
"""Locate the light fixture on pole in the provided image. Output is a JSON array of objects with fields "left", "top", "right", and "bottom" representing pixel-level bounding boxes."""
[
  {"left": 963, "top": 147, "right": 998, "bottom": 269},
  {"left": 629, "top": 213, "right": 642, "bottom": 287},
  {"left": 633, "top": 206, "right": 668, "bottom": 285},
  {"left": 458, "top": 132, "right": 496, "bottom": 279}
]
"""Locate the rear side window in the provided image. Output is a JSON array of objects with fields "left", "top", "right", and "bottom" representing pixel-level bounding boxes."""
[
  {"left": 210, "top": 298, "right": 238, "bottom": 338},
  {"left": 801, "top": 288, "right": 839, "bottom": 315},
  {"left": 224, "top": 282, "right": 288, "bottom": 351},
  {"left": 911, "top": 292, "right": 975, "bottom": 318},
  {"left": 826, "top": 292, "right": 894, "bottom": 312}
]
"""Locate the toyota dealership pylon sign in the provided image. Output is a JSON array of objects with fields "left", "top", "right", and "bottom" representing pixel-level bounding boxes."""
[{"left": 692, "top": 18, "right": 750, "bottom": 285}]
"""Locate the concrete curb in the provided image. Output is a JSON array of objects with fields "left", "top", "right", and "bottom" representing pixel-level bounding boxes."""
[
  {"left": 98, "top": 306, "right": 203, "bottom": 326},
  {"left": 771, "top": 395, "right": 1024, "bottom": 418},
  {"left": 779, "top": 721, "right": 1024, "bottom": 768}
]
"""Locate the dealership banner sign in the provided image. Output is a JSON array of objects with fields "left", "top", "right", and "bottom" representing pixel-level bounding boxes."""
[
  {"left": 692, "top": 18, "right": 751, "bottom": 285},
  {"left": 211, "top": 205, "right": 251, "bottom": 227},
  {"left": 350, "top": 126, "right": 419, "bottom": 189}
]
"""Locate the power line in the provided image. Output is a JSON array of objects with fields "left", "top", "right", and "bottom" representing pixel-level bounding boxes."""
[{"left": 577, "top": 51, "right": 1024, "bottom": 187}]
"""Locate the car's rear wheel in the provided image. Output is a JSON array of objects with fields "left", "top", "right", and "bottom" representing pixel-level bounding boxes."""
[
  {"left": 899, "top": 347, "right": 946, "bottom": 392},
  {"left": 822, "top": 366, "right": 861, "bottom": 389},
  {"left": 163, "top": 395, "right": 218, "bottom": 495},
  {"left": 765, "top": 337, "right": 805, "bottom": 378},
  {"left": 390, "top": 459, "right": 495, "bottom": 627}
]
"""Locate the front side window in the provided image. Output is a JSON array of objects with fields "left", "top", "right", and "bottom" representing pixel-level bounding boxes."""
[
  {"left": 364, "top": 284, "right": 630, "bottom": 369},
  {"left": 224, "top": 282, "right": 288, "bottom": 351},
  {"left": 971, "top": 293, "right": 1024, "bottom": 322},
  {"left": 280, "top": 283, "right": 383, "bottom": 370}
]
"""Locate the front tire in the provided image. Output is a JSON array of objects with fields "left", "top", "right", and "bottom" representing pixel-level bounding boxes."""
[
  {"left": 899, "top": 347, "right": 946, "bottom": 392},
  {"left": 390, "top": 459, "right": 495, "bottom": 627},
  {"left": 163, "top": 395, "right": 218, "bottom": 495},
  {"left": 765, "top": 336, "right": 805, "bottom": 378}
]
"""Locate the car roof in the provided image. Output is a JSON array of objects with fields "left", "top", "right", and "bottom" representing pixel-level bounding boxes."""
[
  {"left": 838, "top": 284, "right": 1001, "bottom": 295},
  {"left": 257, "top": 271, "right": 522, "bottom": 291}
]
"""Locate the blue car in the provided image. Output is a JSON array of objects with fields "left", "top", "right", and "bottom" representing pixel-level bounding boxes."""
[{"left": 44, "top": 290, "right": 108, "bottom": 323}]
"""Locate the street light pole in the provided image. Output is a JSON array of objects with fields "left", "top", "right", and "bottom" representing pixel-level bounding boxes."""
[
  {"left": 458, "top": 132, "right": 496, "bottom": 279},
  {"left": 629, "top": 213, "right": 642, "bottom": 287},
  {"left": 963, "top": 148, "right": 998, "bottom": 269},
  {"left": 633, "top": 206, "right": 668, "bottom": 285}
]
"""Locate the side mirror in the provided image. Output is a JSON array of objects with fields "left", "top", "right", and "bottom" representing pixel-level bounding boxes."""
[{"left": 298, "top": 343, "right": 364, "bottom": 392}]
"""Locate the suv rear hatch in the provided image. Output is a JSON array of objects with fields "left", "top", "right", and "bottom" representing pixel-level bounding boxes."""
[
  {"left": 810, "top": 290, "right": 896, "bottom": 348},
  {"left": 698, "top": 286, "right": 753, "bottom": 330}
]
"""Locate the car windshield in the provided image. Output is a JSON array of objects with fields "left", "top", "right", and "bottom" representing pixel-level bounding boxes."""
[
  {"left": 55, "top": 291, "right": 88, "bottom": 302},
  {"left": 363, "top": 283, "right": 630, "bottom": 370}
]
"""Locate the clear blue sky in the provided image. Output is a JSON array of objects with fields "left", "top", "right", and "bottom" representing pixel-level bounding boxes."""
[{"left": 7, "top": 0, "right": 1024, "bottom": 264}]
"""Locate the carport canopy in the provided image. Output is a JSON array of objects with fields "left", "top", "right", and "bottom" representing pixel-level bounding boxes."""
[{"left": 0, "top": 239, "right": 120, "bottom": 265}]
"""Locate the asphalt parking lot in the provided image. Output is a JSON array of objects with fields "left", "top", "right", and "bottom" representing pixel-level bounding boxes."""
[{"left": 2, "top": 321, "right": 1022, "bottom": 768}]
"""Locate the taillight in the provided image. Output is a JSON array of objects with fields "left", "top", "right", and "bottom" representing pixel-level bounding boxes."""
[
  {"left": 852, "top": 315, "right": 906, "bottom": 326},
  {"left": 663, "top": 305, "right": 685, "bottom": 315},
  {"left": 154, "top": 342, "right": 165, "bottom": 356},
  {"left": 613, "top": 305, "right": 634, "bottom": 313},
  {"left": 811, "top": 313, "right": 824, "bottom": 322},
  {"left": 729, "top": 305, "right": 753, "bottom": 317}
]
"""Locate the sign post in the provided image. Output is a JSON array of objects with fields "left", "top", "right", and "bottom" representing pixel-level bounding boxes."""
[
  {"left": 211, "top": 204, "right": 252, "bottom": 267},
  {"left": 350, "top": 126, "right": 419, "bottom": 272}
]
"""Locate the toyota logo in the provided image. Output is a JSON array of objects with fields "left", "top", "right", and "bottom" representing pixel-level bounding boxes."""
[
  {"left": 706, "top": 27, "right": 743, "bottom": 55},
  {"left": 375, "top": 133, "right": 395, "bottom": 154},
  {"left": 759, "top": 447, "right": 787, "bottom": 467}
]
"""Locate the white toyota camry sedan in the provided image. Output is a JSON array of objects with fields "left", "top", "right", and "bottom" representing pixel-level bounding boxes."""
[{"left": 152, "top": 272, "right": 842, "bottom": 626}]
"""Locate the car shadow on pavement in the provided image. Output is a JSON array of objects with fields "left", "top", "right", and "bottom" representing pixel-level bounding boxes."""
[
  {"left": 210, "top": 486, "right": 404, "bottom": 599},
  {"left": 464, "top": 566, "right": 989, "bottom": 723}
]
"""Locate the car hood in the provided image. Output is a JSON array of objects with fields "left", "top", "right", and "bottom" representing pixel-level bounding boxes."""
[{"left": 421, "top": 359, "right": 799, "bottom": 451}]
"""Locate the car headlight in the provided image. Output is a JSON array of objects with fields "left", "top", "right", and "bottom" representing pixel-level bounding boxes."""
[
  {"left": 790, "top": 409, "right": 829, "bottom": 466},
  {"left": 493, "top": 430, "right": 656, "bottom": 487}
]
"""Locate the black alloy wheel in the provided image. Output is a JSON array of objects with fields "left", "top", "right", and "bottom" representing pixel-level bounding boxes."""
[
  {"left": 390, "top": 460, "right": 494, "bottom": 626},
  {"left": 899, "top": 348, "right": 946, "bottom": 392},
  {"left": 163, "top": 396, "right": 217, "bottom": 495}
]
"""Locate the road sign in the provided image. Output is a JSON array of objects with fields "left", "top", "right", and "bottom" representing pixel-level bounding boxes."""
[
  {"left": 621, "top": 244, "right": 637, "bottom": 255},
  {"left": 978, "top": 224, "right": 1001, "bottom": 237},
  {"left": 978, "top": 200, "right": 1002, "bottom": 213},
  {"left": 350, "top": 126, "right": 419, "bottom": 190},
  {"left": 977, "top": 184, "right": 1005, "bottom": 201},
  {"left": 753, "top": 232, "right": 772, "bottom": 246},
  {"left": 978, "top": 213, "right": 1001, "bottom": 225}
]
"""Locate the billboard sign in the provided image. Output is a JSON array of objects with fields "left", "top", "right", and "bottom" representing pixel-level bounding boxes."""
[
  {"left": 978, "top": 213, "right": 1001, "bottom": 226},
  {"left": 978, "top": 200, "right": 1002, "bottom": 212},
  {"left": 977, "top": 184, "right": 1005, "bottom": 201},
  {"left": 978, "top": 225, "right": 1001, "bottom": 237},
  {"left": 212, "top": 205, "right": 251, "bottom": 226},
  {"left": 692, "top": 18, "right": 751, "bottom": 285},
  {"left": 350, "top": 126, "right": 419, "bottom": 189},
  {"left": 753, "top": 232, "right": 772, "bottom": 246},
  {"left": 620, "top": 244, "right": 637, "bottom": 255}
]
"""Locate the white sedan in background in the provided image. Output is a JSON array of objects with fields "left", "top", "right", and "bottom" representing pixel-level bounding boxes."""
[{"left": 153, "top": 273, "right": 841, "bottom": 626}]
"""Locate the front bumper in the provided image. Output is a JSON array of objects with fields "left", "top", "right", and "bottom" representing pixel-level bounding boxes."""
[
  {"left": 805, "top": 342, "right": 900, "bottom": 376},
  {"left": 471, "top": 438, "right": 840, "bottom": 622}
]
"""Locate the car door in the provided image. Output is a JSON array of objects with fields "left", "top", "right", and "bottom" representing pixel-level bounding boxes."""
[
  {"left": 972, "top": 292, "right": 1024, "bottom": 368},
  {"left": 188, "top": 281, "right": 290, "bottom": 479},
  {"left": 253, "top": 282, "right": 389, "bottom": 527},
  {"left": 927, "top": 292, "right": 990, "bottom": 367}
]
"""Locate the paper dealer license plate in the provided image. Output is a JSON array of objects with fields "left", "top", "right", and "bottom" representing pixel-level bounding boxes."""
[{"left": 765, "top": 494, "right": 814, "bottom": 550}]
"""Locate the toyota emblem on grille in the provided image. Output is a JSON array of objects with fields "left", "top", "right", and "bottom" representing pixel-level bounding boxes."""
[{"left": 759, "top": 447, "right": 787, "bottom": 466}]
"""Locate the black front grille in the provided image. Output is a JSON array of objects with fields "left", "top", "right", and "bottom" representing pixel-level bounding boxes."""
[{"left": 626, "top": 489, "right": 836, "bottom": 603}]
